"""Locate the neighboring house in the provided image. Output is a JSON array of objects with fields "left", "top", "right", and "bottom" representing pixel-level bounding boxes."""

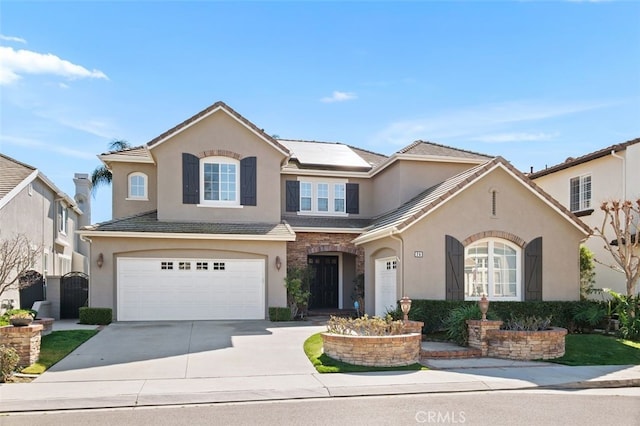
[
  {"left": 80, "top": 101, "right": 590, "bottom": 321},
  {"left": 0, "top": 153, "right": 90, "bottom": 310},
  {"left": 530, "top": 138, "right": 640, "bottom": 296}
]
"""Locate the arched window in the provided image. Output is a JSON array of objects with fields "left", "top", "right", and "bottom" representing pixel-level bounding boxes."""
[
  {"left": 464, "top": 238, "right": 521, "bottom": 301},
  {"left": 128, "top": 172, "right": 148, "bottom": 200},
  {"left": 199, "top": 156, "right": 240, "bottom": 206}
]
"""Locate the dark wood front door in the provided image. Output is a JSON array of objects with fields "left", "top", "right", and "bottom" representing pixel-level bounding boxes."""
[{"left": 308, "top": 255, "right": 339, "bottom": 309}]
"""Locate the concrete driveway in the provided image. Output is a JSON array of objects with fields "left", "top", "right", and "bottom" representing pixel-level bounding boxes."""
[{"left": 36, "top": 320, "right": 326, "bottom": 383}]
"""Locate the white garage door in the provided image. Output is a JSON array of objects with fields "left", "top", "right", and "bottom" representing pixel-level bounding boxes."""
[{"left": 117, "top": 258, "right": 265, "bottom": 321}]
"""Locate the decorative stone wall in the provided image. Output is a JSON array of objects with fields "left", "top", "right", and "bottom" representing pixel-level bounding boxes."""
[
  {"left": 321, "top": 332, "right": 421, "bottom": 367},
  {"left": 287, "top": 232, "right": 364, "bottom": 274},
  {"left": 466, "top": 320, "right": 567, "bottom": 360},
  {"left": 466, "top": 320, "right": 503, "bottom": 356},
  {"left": 486, "top": 327, "right": 567, "bottom": 360},
  {"left": 0, "top": 324, "right": 43, "bottom": 366},
  {"left": 402, "top": 320, "right": 424, "bottom": 334},
  {"left": 33, "top": 318, "right": 55, "bottom": 336}
]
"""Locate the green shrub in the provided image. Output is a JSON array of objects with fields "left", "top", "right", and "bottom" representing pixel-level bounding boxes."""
[
  {"left": 284, "top": 267, "right": 312, "bottom": 320},
  {"left": 79, "top": 307, "right": 112, "bottom": 325},
  {"left": 572, "top": 302, "right": 607, "bottom": 332},
  {"left": 607, "top": 290, "right": 640, "bottom": 341},
  {"left": 2, "top": 309, "right": 36, "bottom": 322},
  {"left": 0, "top": 345, "right": 19, "bottom": 382},
  {"left": 326, "top": 314, "right": 405, "bottom": 336},
  {"left": 268, "top": 307, "right": 292, "bottom": 322},
  {"left": 502, "top": 315, "right": 552, "bottom": 331},
  {"left": 442, "top": 304, "right": 499, "bottom": 346}
]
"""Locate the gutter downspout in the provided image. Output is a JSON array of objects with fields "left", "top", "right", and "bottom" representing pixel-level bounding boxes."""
[
  {"left": 611, "top": 150, "right": 626, "bottom": 199},
  {"left": 388, "top": 227, "right": 405, "bottom": 297}
]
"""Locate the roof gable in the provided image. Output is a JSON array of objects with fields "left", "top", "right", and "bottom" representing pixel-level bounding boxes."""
[
  {"left": 397, "top": 140, "right": 493, "bottom": 160},
  {"left": 354, "top": 157, "right": 590, "bottom": 244},
  {"left": 529, "top": 137, "right": 640, "bottom": 179},
  {"left": 146, "top": 101, "right": 290, "bottom": 156}
]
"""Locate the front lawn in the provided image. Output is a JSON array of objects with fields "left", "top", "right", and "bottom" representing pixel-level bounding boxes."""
[
  {"left": 549, "top": 334, "right": 640, "bottom": 366},
  {"left": 304, "top": 332, "right": 425, "bottom": 373},
  {"left": 21, "top": 329, "right": 98, "bottom": 374}
]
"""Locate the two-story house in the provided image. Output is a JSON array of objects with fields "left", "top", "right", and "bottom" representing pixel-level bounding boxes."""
[
  {"left": 80, "top": 101, "right": 590, "bottom": 321},
  {"left": 0, "top": 154, "right": 90, "bottom": 311},
  {"left": 530, "top": 138, "right": 640, "bottom": 296}
]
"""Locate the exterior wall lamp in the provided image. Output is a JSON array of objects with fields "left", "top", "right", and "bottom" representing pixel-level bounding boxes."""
[
  {"left": 479, "top": 294, "right": 490, "bottom": 321},
  {"left": 399, "top": 296, "right": 412, "bottom": 322},
  {"left": 275, "top": 256, "right": 282, "bottom": 271},
  {"left": 96, "top": 253, "right": 104, "bottom": 268}
]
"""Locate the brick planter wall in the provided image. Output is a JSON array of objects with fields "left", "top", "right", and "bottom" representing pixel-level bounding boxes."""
[
  {"left": 321, "top": 332, "right": 421, "bottom": 367},
  {"left": 466, "top": 320, "right": 567, "bottom": 360},
  {"left": 486, "top": 327, "right": 568, "bottom": 360},
  {"left": 402, "top": 320, "right": 424, "bottom": 334},
  {"left": 0, "top": 324, "right": 43, "bottom": 367},
  {"left": 33, "top": 318, "right": 54, "bottom": 336}
]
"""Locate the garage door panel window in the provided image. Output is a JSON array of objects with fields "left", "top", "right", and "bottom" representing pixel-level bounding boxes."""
[
  {"left": 464, "top": 239, "right": 521, "bottom": 301},
  {"left": 161, "top": 261, "right": 174, "bottom": 270}
]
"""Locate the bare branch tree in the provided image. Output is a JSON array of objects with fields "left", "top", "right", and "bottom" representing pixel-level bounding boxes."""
[
  {"left": 0, "top": 234, "right": 41, "bottom": 298},
  {"left": 592, "top": 199, "right": 640, "bottom": 298}
]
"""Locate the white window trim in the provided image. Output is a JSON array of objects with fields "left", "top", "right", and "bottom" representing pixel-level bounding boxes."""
[
  {"left": 569, "top": 173, "right": 592, "bottom": 212},
  {"left": 297, "top": 177, "right": 348, "bottom": 217},
  {"left": 127, "top": 172, "right": 148, "bottom": 200},
  {"left": 199, "top": 156, "right": 241, "bottom": 207},
  {"left": 464, "top": 238, "right": 522, "bottom": 302},
  {"left": 57, "top": 202, "right": 68, "bottom": 235}
]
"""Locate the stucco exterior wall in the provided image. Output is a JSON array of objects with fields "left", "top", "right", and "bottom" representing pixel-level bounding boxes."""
[
  {"left": 360, "top": 167, "right": 586, "bottom": 311},
  {"left": 151, "top": 111, "right": 286, "bottom": 223},
  {"left": 533, "top": 147, "right": 640, "bottom": 295},
  {"left": 111, "top": 162, "right": 158, "bottom": 219},
  {"left": 88, "top": 236, "right": 288, "bottom": 319}
]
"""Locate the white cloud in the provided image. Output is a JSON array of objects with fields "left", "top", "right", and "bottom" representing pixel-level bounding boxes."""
[
  {"left": 0, "top": 46, "right": 108, "bottom": 85},
  {"left": 371, "top": 100, "right": 612, "bottom": 146},
  {"left": 469, "top": 132, "right": 558, "bottom": 143},
  {"left": 320, "top": 91, "right": 357, "bottom": 103},
  {"left": 0, "top": 34, "right": 27, "bottom": 44},
  {"left": 0, "top": 135, "right": 96, "bottom": 160}
]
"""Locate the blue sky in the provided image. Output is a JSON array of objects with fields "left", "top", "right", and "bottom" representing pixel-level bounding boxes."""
[{"left": 1, "top": 1, "right": 639, "bottom": 224}]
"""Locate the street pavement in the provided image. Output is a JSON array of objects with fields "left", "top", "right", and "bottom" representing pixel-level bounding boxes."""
[{"left": 1, "top": 319, "right": 639, "bottom": 413}]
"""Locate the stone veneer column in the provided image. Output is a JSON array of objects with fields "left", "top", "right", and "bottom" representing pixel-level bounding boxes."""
[
  {"left": 0, "top": 324, "right": 44, "bottom": 367},
  {"left": 466, "top": 320, "right": 503, "bottom": 356}
]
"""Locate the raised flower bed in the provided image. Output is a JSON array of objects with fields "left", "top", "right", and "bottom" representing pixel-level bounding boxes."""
[{"left": 321, "top": 315, "right": 423, "bottom": 367}]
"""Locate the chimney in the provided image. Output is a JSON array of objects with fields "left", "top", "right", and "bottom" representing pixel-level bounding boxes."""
[{"left": 73, "top": 173, "right": 91, "bottom": 227}]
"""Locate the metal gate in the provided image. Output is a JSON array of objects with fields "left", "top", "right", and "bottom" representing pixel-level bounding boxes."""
[
  {"left": 60, "top": 272, "right": 89, "bottom": 319},
  {"left": 19, "top": 270, "right": 45, "bottom": 310}
]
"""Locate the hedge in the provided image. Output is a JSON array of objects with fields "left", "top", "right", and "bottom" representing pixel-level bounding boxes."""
[
  {"left": 268, "top": 307, "right": 292, "bottom": 322},
  {"left": 405, "top": 299, "right": 598, "bottom": 334},
  {"left": 79, "top": 307, "right": 113, "bottom": 325}
]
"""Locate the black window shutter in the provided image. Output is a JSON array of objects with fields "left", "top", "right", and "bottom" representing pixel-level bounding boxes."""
[
  {"left": 240, "top": 156, "right": 257, "bottom": 206},
  {"left": 285, "top": 180, "right": 300, "bottom": 212},
  {"left": 445, "top": 235, "right": 465, "bottom": 300},
  {"left": 524, "top": 237, "right": 543, "bottom": 301},
  {"left": 346, "top": 183, "right": 359, "bottom": 214},
  {"left": 182, "top": 153, "right": 199, "bottom": 204}
]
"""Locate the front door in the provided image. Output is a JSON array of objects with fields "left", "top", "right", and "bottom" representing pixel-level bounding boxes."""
[
  {"left": 308, "top": 255, "right": 339, "bottom": 309},
  {"left": 375, "top": 257, "right": 398, "bottom": 316}
]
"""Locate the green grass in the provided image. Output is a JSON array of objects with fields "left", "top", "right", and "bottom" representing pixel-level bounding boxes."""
[
  {"left": 21, "top": 329, "right": 98, "bottom": 374},
  {"left": 304, "top": 332, "right": 426, "bottom": 373},
  {"left": 550, "top": 334, "right": 640, "bottom": 366}
]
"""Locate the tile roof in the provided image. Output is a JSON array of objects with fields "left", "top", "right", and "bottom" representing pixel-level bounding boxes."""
[
  {"left": 100, "top": 146, "right": 148, "bottom": 157},
  {"left": 0, "top": 153, "right": 36, "bottom": 200},
  {"left": 358, "top": 157, "right": 591, "bottom": 241},
  {"left": 283, "top": 215, "right": 372, "bottom": 230},
  {"left": 83, "top": 210, "right": 295, "bottom": 239},
  {"left": 528, "top": 138, "right": 640, "bottom": 179},
  {"left": 397, "top": 140, "right": 493, "bottom": 160}
]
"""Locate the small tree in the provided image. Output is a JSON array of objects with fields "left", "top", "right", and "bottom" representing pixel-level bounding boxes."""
[
  {"left": 91, "top": 139, "right": 132, "bottom": 195},
  {"left": 284, "top": 267, "right": 312, "bottom": 320},
  {"left": 593, "top": 199, "right": 640, "bottom": 298},
  {"left": 0, "top": 234, "right": 41, "bottom": 298},
  {"left": 579, "top": 245, "right": 596, "bottom": 300}
]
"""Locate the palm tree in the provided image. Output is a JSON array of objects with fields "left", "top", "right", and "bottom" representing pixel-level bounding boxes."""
[{"left": 91, "top": 140, "right": 132, "bottom": 195}]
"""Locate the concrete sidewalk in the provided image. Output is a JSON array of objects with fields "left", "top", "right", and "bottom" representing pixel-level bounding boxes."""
[{"left": 1, "top": 321, "right": 639, "bottom": 413}]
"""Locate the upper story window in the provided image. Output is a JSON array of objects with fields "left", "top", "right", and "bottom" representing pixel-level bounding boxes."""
[
  {"left": 57, "top": 202, "right": 68, "bottom": 235},
  {"left": 200, "top": 157, "right": 239, "bottom": 206},
  {"left": 128, "top": 172, "right": 148, "bottom": 200},
  {"left": 570, "top": 174, "right": 591, "bottom": 212},
  {"left": 464, "top": 238, "right": 521, "bottom": 301},
  {"left": 298, "top": 180, "right": 346, "bottom": 215},
  {"left": 286, "top": 179, "right": 359, "bottom": 215}
]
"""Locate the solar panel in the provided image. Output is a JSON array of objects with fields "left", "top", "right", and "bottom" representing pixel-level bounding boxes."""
[{"left": 280, "top": 140, "right": 371, "bottom": 168}]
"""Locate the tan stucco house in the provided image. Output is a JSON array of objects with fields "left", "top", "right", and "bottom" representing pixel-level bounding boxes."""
[
  {"left": 530, "top": 138, "right": 640, "bottom": 296},
  {"left": 0, "top": 154, "right": 90, "bottom": 312},
  {"left": 80, "top": 101, "right": 590, "bottom": 321}
]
